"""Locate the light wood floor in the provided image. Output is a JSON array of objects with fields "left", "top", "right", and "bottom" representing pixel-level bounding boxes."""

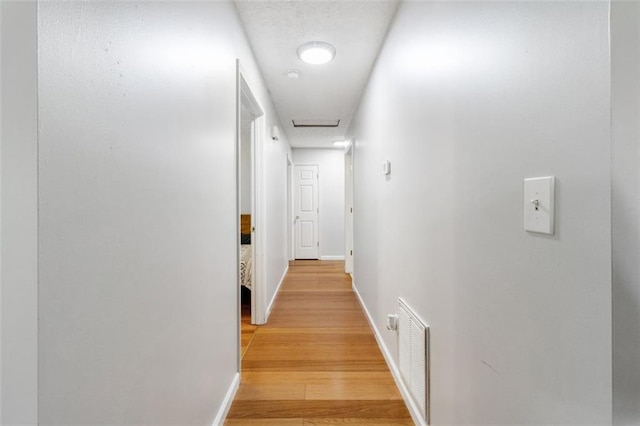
[
  {"left": 241, "top": 297, "right": 256, "bottom": 359},
  {"left": 226, "top": 260, "right": 413, "bottom": 425}
]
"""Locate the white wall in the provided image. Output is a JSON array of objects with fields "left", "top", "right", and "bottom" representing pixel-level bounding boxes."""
[
  {"left": 0, "top": 1, "right": 39, "bottom": 423},
  {"left": 37, "top": 1, "right": 289, "bottom": 423},
  {"left": 1, "top": 6, "right": 3, "bottom": 421},
  {"left": 347, "top": 2, "right": 612, "bottom": 424},
  {"left": 1, "top": 2, "right": 2, "bottom": 416},
  {"left": 1, "top": 4, "right": 2, "bottom": 418},
  {"left": 263, "top": 130, "right": 292, "bottom": 304},
  {"left": 611, "top": 2, "right": 640, "bottom": 425},
  {"left": 292, "top": 149, "right": 345, "bottom": 259}
]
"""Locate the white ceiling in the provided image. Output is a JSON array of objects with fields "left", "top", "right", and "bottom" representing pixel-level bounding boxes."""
[{"left": 234, "top": 0, "right": 399, "bottom": 148}]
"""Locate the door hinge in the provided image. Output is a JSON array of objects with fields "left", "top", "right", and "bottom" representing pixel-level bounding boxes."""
[
  {"left": 350, "top": 207, "right": 353, "bottom": 213},
  {"left": 350, "top": 250, "right": 353, "bottom": 255},
  {"left": 317, "top": 242, "right": 320, "bottom": 247},
  {"left": 317, "top": 207, "right": 319, "bottom": 213}
]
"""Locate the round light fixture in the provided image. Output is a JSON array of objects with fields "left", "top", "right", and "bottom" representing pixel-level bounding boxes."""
[{"left": 297, "top": 41, "right": 336, "bottom": 65}]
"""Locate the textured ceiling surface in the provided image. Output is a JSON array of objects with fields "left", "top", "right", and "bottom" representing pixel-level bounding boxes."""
[{"left": 234, "top": 0, "right": 399, "bottom": 148}]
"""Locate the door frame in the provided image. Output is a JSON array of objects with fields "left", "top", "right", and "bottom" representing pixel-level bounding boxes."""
[
  {"left": 236, "top": 62, "right": 267, "bottom": 370},
  {"left": 344, "top": 141, "right": 354, "bottom": 274},
  {"left": 287, "top": 155, "right": 294, "bottom": 261}
]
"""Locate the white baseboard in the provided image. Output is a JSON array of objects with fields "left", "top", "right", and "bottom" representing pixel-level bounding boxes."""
[
  {"left": 212, "top": 372, "right": 240, "bottom": 426},
  {"left": 351, "top": 283, "right": 427, "bottom": 426},
  {"left": 265, "top": 264, "right": 288, "bottom": 321},
  {"left": 319, "top": 255, "right": 345, "bottom": 260}
]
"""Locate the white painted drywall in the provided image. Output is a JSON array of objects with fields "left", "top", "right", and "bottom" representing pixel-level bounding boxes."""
[
  {"left": 263, "top": 126, "right": 292, "bottom": 304},
  {"left": 347, "top": 2, "right": 612, "bottom": 424},
  {"left": 0, "top": 4, "right": 2, "bottom": 417},
  {"left": 0, "top": 2, "right": 39, "bottom": 424},
  {"left": 37, "top": 1, "right": 289, "bottom": 423},
  {"left": 611, "top": 3, "right": 640, "bottom": 425},
  {"left": 292, "top": 149, "right": 345, "bottom": 259}
]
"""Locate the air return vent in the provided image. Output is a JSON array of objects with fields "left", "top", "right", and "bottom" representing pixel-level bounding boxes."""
[
  {"left": 398, "top": 298, "right": 430, "bottom": 423},
  {"left": 292, "top": 119, "right": 340, "bottom": 128}
]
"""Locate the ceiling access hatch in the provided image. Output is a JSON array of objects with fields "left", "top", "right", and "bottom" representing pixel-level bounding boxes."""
[{"left": 292, "top": 119, "right": 341, "bottom": 128}]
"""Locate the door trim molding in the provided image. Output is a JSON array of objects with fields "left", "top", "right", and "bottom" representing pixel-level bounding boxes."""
[{"left": 344, "top": 141, "right": 354, "bottom": 274}]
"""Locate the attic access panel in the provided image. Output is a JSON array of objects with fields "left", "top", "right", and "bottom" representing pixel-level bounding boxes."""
[{"left": 292, "top": 119, "right": 341, "bottom": 128}]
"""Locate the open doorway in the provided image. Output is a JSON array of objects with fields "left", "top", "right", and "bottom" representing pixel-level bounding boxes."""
[
  {"left": 236, "top": 62, "right": 267, "bottom": 367},
  {"left": 239, "top": 104, "right": 254, "bottom": 337}
]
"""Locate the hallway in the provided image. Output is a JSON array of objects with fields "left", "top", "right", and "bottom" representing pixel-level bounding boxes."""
[
  {"left": 3, "top": 1, "right": 637, "bottom": 424},
  {"left": 226, "top": 261, "right": 413, "bottom": 424}
]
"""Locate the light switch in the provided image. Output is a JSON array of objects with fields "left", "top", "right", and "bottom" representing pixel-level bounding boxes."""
[
  {"left": 523, "top": 176, "right": 555, "bottom": 235},
  {"left": 383, "top": 160, "right": 391, "bottom": 176}
]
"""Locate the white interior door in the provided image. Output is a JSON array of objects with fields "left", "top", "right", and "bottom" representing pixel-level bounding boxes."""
[{"left": 294, "top": 165, "right": 319, "bottom": 259}]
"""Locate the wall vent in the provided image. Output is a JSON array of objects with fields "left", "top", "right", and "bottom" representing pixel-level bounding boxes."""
[{"left": 398, "top": 298, "right": 430, "bottom": 423}]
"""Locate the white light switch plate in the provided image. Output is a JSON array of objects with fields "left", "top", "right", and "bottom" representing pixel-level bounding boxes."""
[
  {"left": 383, "top": 160, "right": 391, "bottom": 176},
  {"left": 523, "top": 176, "right": 555, "bottom": 235}
]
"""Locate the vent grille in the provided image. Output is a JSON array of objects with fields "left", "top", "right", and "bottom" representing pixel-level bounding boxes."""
[
  {"left": 398, "top": 298, "right": 430, "bottom": 424},
  {"left": 292, "top": 119, "right": 340, "bottom": 128}
]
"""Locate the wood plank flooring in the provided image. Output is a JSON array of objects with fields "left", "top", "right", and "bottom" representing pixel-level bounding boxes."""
[
  {"left": 241, "top": 297, "right": 256, "bottom": 359},
  {"left": 226, "top": 260, "right": 413, "bottom": 425}
]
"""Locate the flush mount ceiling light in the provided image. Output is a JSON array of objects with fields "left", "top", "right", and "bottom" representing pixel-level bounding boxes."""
[{"left": 297, "top": 41, "right": 336, "bottom": 65}]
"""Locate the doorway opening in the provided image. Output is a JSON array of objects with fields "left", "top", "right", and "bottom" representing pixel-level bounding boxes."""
[
  {"left": 236, "top": 62, "right": 267, "bottom": 372},
  {"left": 239, "top": 102, "right": 255, "bottom": 336}
]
